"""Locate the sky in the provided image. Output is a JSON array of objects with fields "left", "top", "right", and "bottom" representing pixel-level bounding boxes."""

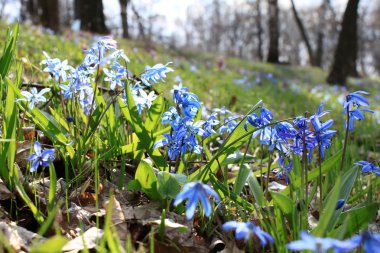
[{"left": 102, "top": 0, "right": 375, "bottom": 38}]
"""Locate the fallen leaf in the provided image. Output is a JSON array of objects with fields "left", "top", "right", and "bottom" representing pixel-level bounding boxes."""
[
  {"left": 0, "top": 221, "right": 45, "bottom": 252},
  {"left": 62, "top": 227, "right": 103, "bottom": 253},
  {"left": 0, "top": 178, "right": 12, "bottom": 200}
]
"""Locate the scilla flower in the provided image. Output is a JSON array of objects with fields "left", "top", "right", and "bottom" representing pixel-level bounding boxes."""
[
  {"left": 354, "top": 161, "right": 380, "bottom": 176},
  {"left": 222, "top": 221, "right": 274, "bottom": 246},
  {"left": 27, "top": 141, "right": 56, "bottom": 172},
  {"left": 174, "top": 181, "right": 220, "bottom": 220},
  {"left": 18, "top": 87, "right": 50, "bottom": 110},
  {"left": 343, "top": 91, "right": 374, "bottom": 131},
  {"left": 287, "top": 231, "right": 340, "bottom": 253},
  {"left": 141, "top": 62, "right": 173, "bottom": 87}
]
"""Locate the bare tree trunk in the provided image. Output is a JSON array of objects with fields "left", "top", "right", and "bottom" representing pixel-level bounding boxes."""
[
  {"left": 267, "top": 0, "right": 279, "bottom": 63},
  {"left": 131, "top": 3, "right": 146, "bottom": 40},
  {"left": 290, "top": 0, "right": 315, "bottom": 65},
  {"left": 74, "top": 0, "right": 109, "bottom": 34},
  {"left": 20, "top": 0, "right": 39, "bottom": 24},
  {"left": 327, "top": 0, "right": 360, "bottom": 85},
  {"left": 119, "top": 0, "right": 129, "bottom": 38},
  {"left": 256, "top": 0, "right": 263, "bottom": 61},
  {"left": 314, "top": 0, "right": 329, "bottom": 67},
  {"left": 20, "top": 0, "right": 60, "bottom": 32},
  {"left": 39, "top": 0, "right": 60, "bottom": 32},
  {"left": 211, "top": 0, "right": 222, "bottom": 52}
]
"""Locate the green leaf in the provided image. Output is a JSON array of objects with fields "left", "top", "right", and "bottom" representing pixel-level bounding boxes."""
[
  {"left": 324, "top": 167, "right": 358, "bottom": 233},
  {"left": 135, "top": 159, "right": 159, "bottom": 199},
  {"left": 0, "top": 23, "right": 18, "bottom": 77},
  {"left": 312, "top": 177, "right": 341, "bottom": 237},
  {"left": 9, "top": 81, "right": 75, "bottom": 158},
  {"left": 172, "top": 173, "right": 187, "bottom": 185},
  {"left": 247, "top": 172, "right": 265, "bottom": 207},
  {"left": 223, "top": 151, "right": 255, "bottom": 165},
  {"left": 332, "top": 202, "right": 379, "bottom": 238},
  {"left": 127, "top": 180, "right": 141, "bottom": 190},
  {"left": 0, "top": 78, "right": 17, "bottom": 186},
  {"left": 49, "top": 107, "right": 70, "bottom": 132},
  {"left": 30, "top": 236, "right": 68, "bottom": 253},
  {"left": 118, "top": 84, "right": 167, "bottom": 170},
  {"left": 48, "top": 162, "right": 57, "bottom": 214},
  {"left": 145, "top": 95, "right": 164, "bottom": 133},
  {"left": 293, "top": 149, "right": 342, "bottom": 189},
  {"left": 13, "top": 168, "right": 44, "bottom": 223},
  {"left": 232, "top": 163, "right": 251, "bottom": 195},
  {"left": 210, "top": 174, "right": 254, "bottom": 212},
  {"left": 270, "top": 191, "right": 294, "bottom": 215},
  {"left": 157, "top": 171, "right": 181, "bottom": 199}
]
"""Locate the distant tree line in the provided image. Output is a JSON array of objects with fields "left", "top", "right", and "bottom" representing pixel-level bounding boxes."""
[{"left": 10, "top": 0, "right": 380, "bottom": 84}]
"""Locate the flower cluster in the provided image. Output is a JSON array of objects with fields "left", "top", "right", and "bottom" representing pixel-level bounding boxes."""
[
  {"left": 37, "top": 36, "right": 173, "bottom": 115},
  {"left": 154, "top": 83, "right": 220, "bottom": 161},
  {"left": 244, "top": 102, "right": 337, "bottom": 181}
]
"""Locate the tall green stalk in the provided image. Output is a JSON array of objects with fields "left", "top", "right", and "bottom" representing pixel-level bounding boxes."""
[{"left": 340, "top": 98, "right": 350, "bottom": 173}]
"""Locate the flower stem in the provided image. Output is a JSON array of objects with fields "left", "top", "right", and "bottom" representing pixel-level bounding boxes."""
[
  {"left": 318, "top": 146, "right": 323, "bottom": 216},
  {"left": 265, "top": 151, "right": 273, "bottom": 198},
  {"left": 340, "top": 98, "right": 350, "bottom": 173}
]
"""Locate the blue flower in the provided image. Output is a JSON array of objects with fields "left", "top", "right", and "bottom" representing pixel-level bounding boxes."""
[
  {"left": 171, "top": 82, "right": 189, "bottom": 104},
  {"left": 40, "top": 51, "right": 73, "bottom": 82},
  {"left": 335, "top": 199, "right": 345, "bottom": 210},
  {"left": 97, "top": 36, "right": 117, "bottom": 59},
  {"left": 174, "top": 181, "right": 220, "bottom": 220},
  {"left": 82, "top": 48, "right": 100, "bottom": 72},
  {"left": 287, "top": 231, "right": 339, "bottom": 253},
  {"left": 343, "top": 90, "right": 370, "bottom": 108},
  {"left": 290, "top": 117, "right": 317, "bottom": 160},
  {"left": 244, "top": 107, "right": 273, "bottom": 132},
  {"left": 109, "top": 49, "right": 130, "bottom": 64},
  {"left": 347, "top": 108, "right": 374, "bottom": 131},
  {"left": 309, "top": 103, "right": 336, "bottom": 160},
  {"left": 132, "top": 89, "right": 157, "bottom": 114},
  {"left": 343, "top": 91, "right": 374, "bottom": 131},
  {"left": 103, "top": 63, "right": 128, "bottom": 90},
  {"left": 202, "top": 113, "right": 220, "bottom": 137},
  {"left": 212, "top": 106, "right": 233, "bottom": 116},
  {"left": 181, "top": 92, "right": 201, "bottom": 118},
  {"left": 220, "top": 116, "right": 240, "bottom": 135},
  {"left": 141, "top": 62, "right": 173, "bottom": 87},
  {"left": 354, "top": 161, "right": 380, "bottom": 176},
  {"left": 334, "top": 231, "right": 380, "bottom": 253},
  {"left": 222, "top": 221, "right": 274, "bottom": 246},
  {"left": 260, "top": 126, "right": 288, "bottom": 153},
  {"left": 153, "top": 133, "right": 181, "bottom": 160},
  {"left": 27, "top": 141, "right": 56, "bottom": 172},
  {"left": 274, "top": 122, "right": 297, "bottom": 140},
  {"left": 18, "top": 87, "right": 51, "bottom": 110},
  {"left": 162, "top": 106, "right": 181, "bottom": 128}
]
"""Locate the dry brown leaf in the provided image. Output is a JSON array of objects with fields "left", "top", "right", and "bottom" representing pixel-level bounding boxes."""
[
  {"left": 0, "top": 178, "right": 12, "bottom": 200},
  {"left": 0, "top": 221, "right": 45, "bottom": 252},
  {"left": 62, "top": 227, "right": 103, "bottom": 253}
]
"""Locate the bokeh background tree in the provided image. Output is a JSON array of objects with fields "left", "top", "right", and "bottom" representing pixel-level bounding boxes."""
[{"left": 3, "top": 0, "right": 378, "bottom": 83}]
